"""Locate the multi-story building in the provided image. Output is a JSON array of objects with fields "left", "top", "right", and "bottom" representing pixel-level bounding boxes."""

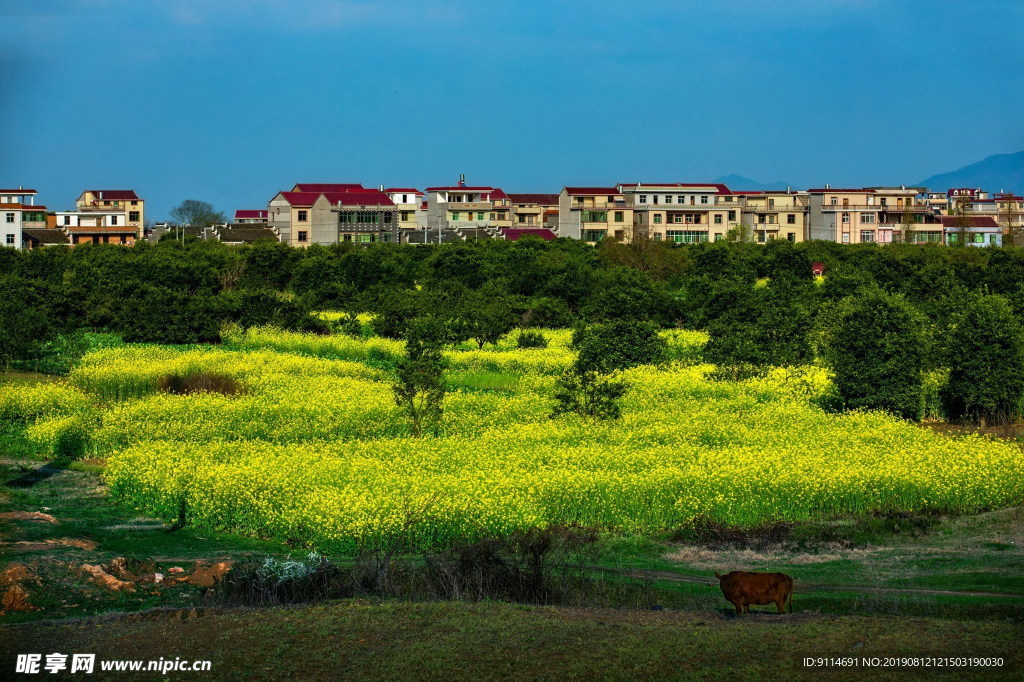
[
  {"left": 74, "top": 190, "right": 145, "bottom": 239},
  {"left": 384, "top": 188, "right": 425, "bottom": 235},
  {"left": 233, "top": 209, "right": 268, "bottom": 224},
  {"left": 938, "top": 216, "right": 1002, "bottom": 247},
  {"left": 807, "top": 186, "right": 939, "bottom": 244},
  {"left": 507, "top": 194, "right": 560, "bottom": 231},
  {"left": 424, "top": 181, "right": 511, "bottom": 237},
  {"left": 268, "top": 183, "right": 398, "bottom": 246},
  {"left": 617, "top": 183, "right": 742, "bottom": 243},
  {"left": 736, "top": 190, "right": 808, "bottom": 242},
  {"left": 1, "top": 187, "right": 46, "bottom": 249},
  {"left": 557, "top": 187, "right": 631, "bottom": 243}
]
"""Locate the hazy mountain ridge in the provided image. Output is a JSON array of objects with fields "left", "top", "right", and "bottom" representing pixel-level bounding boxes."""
[
  {"left": 713, "top": 174, "right": 795, "bottom": 192},
  {"left": 917, "top": 152, "right": 1024, "bottom": 193}
]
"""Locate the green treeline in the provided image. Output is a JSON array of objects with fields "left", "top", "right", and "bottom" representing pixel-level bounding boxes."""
[{"left": 3, "top": 236, "right": 1024, "bottom": 424}]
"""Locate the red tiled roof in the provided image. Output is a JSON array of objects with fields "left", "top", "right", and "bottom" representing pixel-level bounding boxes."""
[
  {"left": 489, "top": 189, "right": 509, "bottom": 201},
  {"left": 0, "top": 203, "right": 45, "bottom": 210},
  {"left": 937, "top": 216, "right": 1000, "bottom": 228},
  {"left": 619, "top": 182, "right": 734, "bottom": 195},
  {"left": 279, "top": 191, "right": 323, "bottom": 206},
  {"left": 327, "top": 191, "right": 395, "bottom": 207},
  {"left": 384, "top": 188, "right": 424, "bottom": 195},
  {"left": 425, "top": 186, "right": 496, "bottom": 191},
  {"left": 293, "top": 183, "right": 364, "bottom": 192},
  {"left": 0, "top": 189, "right": 37, "bottom": 194},
  {"left": 501, "top": 228, "right": 557, "bottom": 241},
  {"left": 563, "top": 187, "right": 620, "bottom": 195},
  {"left": 234, "top": 210, "right": 268, "bottom": 219},
  {"left": 507, "top": 194, "right": 560, "bottom": 205},
  {"left": 85, "top": 190, "right": 140, "bottom": 200}
]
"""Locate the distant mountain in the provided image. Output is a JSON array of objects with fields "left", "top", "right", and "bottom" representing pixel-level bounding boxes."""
[
  {"left": 713, "top": 174, "right": 796, "bottom": 192},
  {"left": 917, "top": 151, "right": 1024, "bottom": 193}
]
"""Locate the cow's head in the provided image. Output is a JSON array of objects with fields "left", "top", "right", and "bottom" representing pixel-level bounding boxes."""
[{"left": 714, "top": 572, "right": 724, "bottom": 580}]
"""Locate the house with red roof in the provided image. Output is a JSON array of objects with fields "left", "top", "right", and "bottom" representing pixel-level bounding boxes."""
[
  {"left": 268, "top": 184, "right": 398, "bottom": 246},
  {"left": 616, "top": 183, "right": 743, "bottom": 243},
  {"left": 507, "top": 194, "right": 560, "bottom": 232},
  {"left": 74, "top": 190, "right": 145, "bottom": 239},
  {"left": 557, "top": 187, "right": 630, "bottom": 242},
  {"left": 1, "top": 187, "right": 47, "bottom": 250},
  {"left": 234, "top": 209, "right": 268, "bottom": 224},
  {"left": 424, "top": 177, "right": 513, "bottom": 238}
]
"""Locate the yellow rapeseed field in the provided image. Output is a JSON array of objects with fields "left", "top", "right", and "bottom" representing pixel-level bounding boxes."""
[{"left": 7, "top": 326, "right": 1021, "bottom": 551}]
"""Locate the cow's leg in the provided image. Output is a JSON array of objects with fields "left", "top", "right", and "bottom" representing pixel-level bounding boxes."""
[
  {"left": 743, "top": 603, "right": 750, "bottom": 614},
  {"left": 776, "top": 598, "right": 786, "bottom": 614},
  {"left": 732, "top": 601, "right": 743, "bottom": 615}
]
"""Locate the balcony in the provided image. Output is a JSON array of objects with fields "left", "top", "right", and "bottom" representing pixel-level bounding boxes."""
[
  {"left": 447, "top": 202, "right": 491, "bottom": 210},
  {"left": 821, "top": 204, "right": 931, "bottom": 212}
]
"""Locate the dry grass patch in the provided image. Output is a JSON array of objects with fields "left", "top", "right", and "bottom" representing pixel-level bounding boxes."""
[{"left": 666, "top": 544, "right": 882, "bottom": 570}]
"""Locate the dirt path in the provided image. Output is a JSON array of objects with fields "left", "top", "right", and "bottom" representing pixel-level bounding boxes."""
[{"left": 598, "top": 567, "right": 1024, "bottom": 599}]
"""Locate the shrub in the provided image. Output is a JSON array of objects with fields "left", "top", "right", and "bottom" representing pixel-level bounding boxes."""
[
  {"left": 941, "top": 293, "right": 1024, "bottom": 425},
  {"left": 821, "top": 288, "right": 925, "bottom": 420},
  {"left": 572, "top": 320, "right": 668, "bottom": 374},
  {"left": 551, "top": 369, "right": 627, "bottom": 421},
  {"left": 515, "top": 331, "right": 549, "bottom": 349}
]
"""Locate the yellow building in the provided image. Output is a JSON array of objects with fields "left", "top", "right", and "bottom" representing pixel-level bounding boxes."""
[
  {"left": 75, "top": 189, "right": 145, "bottom": 239},
  {"left": 558, "top": 187, "right": 633, "bottom": 243},
  {"left": 807, "top": 186, "right": 939, "bottom": 243},
  {"left": 616, "top": 183, "right": 741, "bottom": 243},
  {"left": 736, "top": 190, "right": 808, "bottom": 242}
]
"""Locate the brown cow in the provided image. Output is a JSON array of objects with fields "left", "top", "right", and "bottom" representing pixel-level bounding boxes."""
[{"left": 714, "top": 571, "right": 793, "bottom": 615}]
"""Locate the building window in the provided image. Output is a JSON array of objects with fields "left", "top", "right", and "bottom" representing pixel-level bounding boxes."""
[
  {"left": 382, "top": 232, "right": 392, "bottom": 242},
  {"left": 5, "top": 234, "right": 13, "bottom": 245},
  {"left": 614, "top": 211, "right": 624, "bottom": 222},
  {"left": 383, "top": 213, "right": 392, "bottom": 223},
  {"left": 677, "top": 196, "right": 685, "bottom": 203},
  {"left": 63, "top": 216, "right": 71, "bottom": 226},
  {"left": 787, "top": 214, "right": 796, "bottom": 224},
  {"left": 129, "top": 211, "right": 140, "bottom": 222},
  {"left": 666, "top": 230, "right": 708, "bottom": 243},
  {"left": 990, "top": 234, "right": 998, "bottom": 245},
  {"left": 653, "top": 195, "right": 659, "bottom": 205},
  {"left": 860, "top": 230, "right": 875, "bottom": 242},
  {"left": 401, "top": 195, "right": 408, "bottom": 203},
  {"left": 831, "top": 197, "right": 838, "bottom": 205},
  {"left": 664, "top": 195, "right": 672, "bottom": 204},
  {"left": 653, "top": 214, "right": 662, "bottom": 224},
  {"left": 298, "top": 231, "right": 308, "bottom": 242},
  {"left": 110, "top": 216, "right": 118, "bottom": 225},
  {"left": 700, "top": 195, "right": 708, "bottom": 204},
  {"left": 728, "top": 210, "right": 736, "bottom": 221},
  {"left": 451, "top": 212, "right": 460, "bottom": 221},
  {"left": 581, "top": 210, "right": 608, "bottom": 223},
  {"left": 861, "top": 213, "right": 875, "bottom": 224},
  {"left": 477, "top": 212, "right": 484, "bottom": 221},
  {"left": 714, "top": 214, "right": 723, "bottom": 224},
  {"left": 638, "top": 195, "right": 647, "bottom": 204},
  {"left": 787, "top": 233, "right": 795, "bottom": 242},
  {"left": 583, "top": 230, "right": 606, "bottom": 242},
  {"left": 130, "top": 201, "right": 138, "bottom": 206},
  {"left": 842, "top": 212, "right": 850, "bottom": 224},
  {"left": 297, "top": 210, "right": 308, "bottom": 222},
  {"left": 842, "top": 232, "right": 850, "bottom": 243},
  {"left": 4, "top": 213, "right": 13, "bottom": 223}
]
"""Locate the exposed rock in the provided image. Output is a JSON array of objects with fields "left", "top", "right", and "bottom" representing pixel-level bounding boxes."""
[
  {"left": 0, "top": 511, "right": 58, "bottom": 524},
  {"left": 108, "top": 557, "right": 157, "bottom": 582},
  {"left": 80, "top": 564, "right": 135, "bottom": 592},
  {"left": 1, "top": 563, "right": 35, "bottom": 585},
  {"left": 167, "top": 566, "right": 185, "bottom": 574},
  {"left": 1, "top": 584, "right": 38, "bottom": 612},
  {"left": 186, "top": 560, "right": 234, "bottom": 587}
]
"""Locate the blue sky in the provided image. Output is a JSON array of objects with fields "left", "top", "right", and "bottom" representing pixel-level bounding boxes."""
[{"left": 2, "top": 0, "right": 1022, "bottom": 220}]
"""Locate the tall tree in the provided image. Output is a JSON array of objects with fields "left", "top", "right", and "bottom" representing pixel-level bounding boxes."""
[
  {"left": 393, "top": 317, "right": 448, "bottom": 437},
  {"left": 899, "top": 203, "right": 916, "bottom": 244},
  {"left": 950, "top": 195, "right": 971, "bottom": 246},
  {"left": 999, "top": 192, "right": 1022, "bottom": 246},
  {"left": 168, "top": 199, "right": 226, "bottom": 227}
]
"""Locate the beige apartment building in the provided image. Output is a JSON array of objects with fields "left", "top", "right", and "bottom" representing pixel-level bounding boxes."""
[
  {"left": 507, "top": 194, "right": 560, "bottom": 231},
  {"left": 617, "top": 183, "right": 742, "bottom": 243},
  {"left": 424, "top": 182, "right": 512, "bottom": 238},
  {"left": 807, "top": 186, "right": 941, "bottom": 244},
  {"left": 736, "top": 190, "right": 808, "bottom": 242},
  {"left": 384, "top": 188, "right": 425, "bottom": 233},
  {"left": 1, "top": 187, "right": 47, "bottom": 249},
  {"left": 557, "top": 187, "right": 633, "bottom": 243},
  {"left": 268, "top": 183, "right": 398, "bottom": 246}
]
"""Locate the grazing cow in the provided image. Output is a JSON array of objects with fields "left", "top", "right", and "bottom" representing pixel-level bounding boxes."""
[{"left": 714, "top": 571, "right": 793, "bottom": 614}]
